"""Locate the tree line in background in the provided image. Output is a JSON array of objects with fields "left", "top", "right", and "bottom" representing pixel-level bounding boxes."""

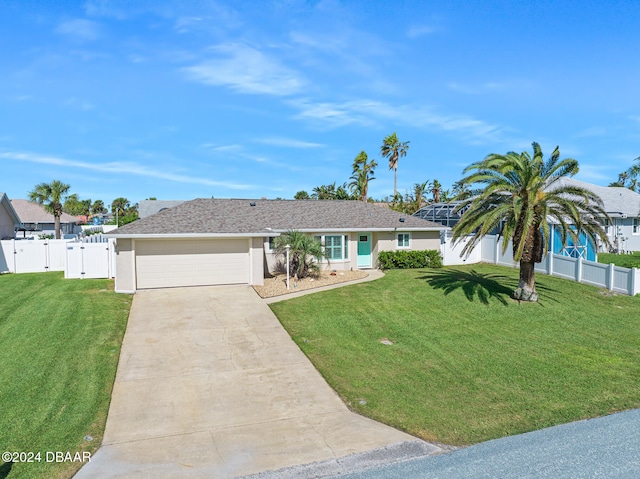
[
  {"left": 28, "top": 180, "right": 140, "bottom": 239},
  {"left": 293, "top": 132, "right": 472, "bottom": 214},
  {"left": 610, "top": 156, "right": 640, "bottom": 192}
]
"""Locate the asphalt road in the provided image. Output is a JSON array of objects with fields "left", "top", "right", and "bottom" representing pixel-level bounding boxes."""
[{"left": 336, "top": 409, "right": 640, "bottom": 479}]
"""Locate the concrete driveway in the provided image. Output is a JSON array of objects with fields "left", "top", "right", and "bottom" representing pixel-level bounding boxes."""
[{"left": 75, "top": 285, "right": 438, "bottom": 478}]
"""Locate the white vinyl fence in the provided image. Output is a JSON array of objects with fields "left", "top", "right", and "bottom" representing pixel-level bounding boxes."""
[
  {"left": 0, "top": 238, "right": 115, "bottom": 279},
  {"left": 441, "top": 233, "right": 640, "bottom": 296}
]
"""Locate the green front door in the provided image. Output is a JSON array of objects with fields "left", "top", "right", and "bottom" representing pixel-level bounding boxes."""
[{"left": 357, "top": 233, "right": 371, "bottom": 268}]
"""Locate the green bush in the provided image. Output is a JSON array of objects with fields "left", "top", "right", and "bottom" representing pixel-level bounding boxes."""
[{"left": 377, "top": 249, "right": 442, "bottom": 269}]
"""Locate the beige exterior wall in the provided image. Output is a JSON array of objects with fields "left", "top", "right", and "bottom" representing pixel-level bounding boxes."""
[
  {"left": 262, "top": 230, "right": 441, "bottom": 274},
  {"left": 115, "top": 238, "right": 136, "bottom": 293},
  {"left": 250, "top": 237, "right": 264, "bottom": 285},
  {"left": 376, "top": 230, "right": 440, "bottom": 253}
]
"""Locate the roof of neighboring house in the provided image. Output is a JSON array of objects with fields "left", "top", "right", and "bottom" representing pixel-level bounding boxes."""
[
  {"left": 138, "top": 200, "right": 185, "bottom": 219},
  {"left": 0, "top": 192, "right": 21, "bottom": 225},
  {"left": 10, "top": 199, "right": 80, "bottom": 224},
  {"left": 109, "top": 199, "right": 446, "bottom": 237},
  {"left": 552, "top": 178, "right": 640, "bottom": 218}
]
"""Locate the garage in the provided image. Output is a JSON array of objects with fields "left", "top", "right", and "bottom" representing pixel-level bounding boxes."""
[{"left": 135, "top": 238, "right": 250, "bottom": 289}]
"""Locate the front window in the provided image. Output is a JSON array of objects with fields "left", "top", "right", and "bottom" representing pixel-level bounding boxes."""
[
  {"left": 634, "top": 218, "right": 639, "bottom": 234},
  {"left": 325, "top": 235, "right": 343, "bottom": 260},
  {"left": 397, "top": 233, "right": 410, "bottom": 248},
  {"left": 315, "top": 234, "right": 349, "bottom": 261}
]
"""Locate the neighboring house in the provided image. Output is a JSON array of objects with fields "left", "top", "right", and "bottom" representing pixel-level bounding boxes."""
[
  {"left": 10, "top": 199, "right": 81, "bottom": 238},
  {"left": 417, "top": 178, "right": 640, "bottom": 259},
  {"left": 138, "top": 200, "right": 185, "bottom": 219},
  {"left": 552, "top": 178, "right": 640, "bottom": 254},
  {"left": 108, "top": 199, "right": 446, "bottom": 293},
  {"left": 0, "top": 192, "right": 21, "bottom": 240}
]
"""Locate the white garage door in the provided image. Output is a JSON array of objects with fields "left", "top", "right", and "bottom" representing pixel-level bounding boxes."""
[{"left": 136, "top": 239, "right": 250, "bottom": 289}]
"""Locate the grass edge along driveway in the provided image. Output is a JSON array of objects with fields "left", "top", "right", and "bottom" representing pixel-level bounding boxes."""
[
  {"left": 270, "top": 265, "right": 640, "bottom": 446},
  {"left": 0, "top": 272, "right": 131, "bottom": 479}
]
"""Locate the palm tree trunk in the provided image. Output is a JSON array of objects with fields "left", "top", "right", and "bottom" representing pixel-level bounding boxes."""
[
  {"left": 513, "top": 260, "right": 538, "bottom": 301},
  {"left": 54, "top": 214, "right": 61, "bottom": 240},
  {"left": 393, "top": 167, "right": 398, "bottom": 198}
]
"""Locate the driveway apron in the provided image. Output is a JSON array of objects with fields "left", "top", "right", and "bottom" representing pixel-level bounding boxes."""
[{"left": 75, "top": 285, "right": 424, "bottom": 478}]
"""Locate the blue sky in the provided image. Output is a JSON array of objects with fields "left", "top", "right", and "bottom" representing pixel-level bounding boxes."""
[{"left": 1, "top": 0, "right": 639, "bottom": 207}]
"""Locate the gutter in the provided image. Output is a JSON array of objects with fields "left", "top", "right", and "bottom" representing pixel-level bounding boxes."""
[{"left": 105, "top": 232, "right": 280, "bottom": 239}]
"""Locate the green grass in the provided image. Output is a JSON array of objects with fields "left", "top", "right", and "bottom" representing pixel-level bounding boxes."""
[
  {"left": 270, "top": 265, "right": 640, "bottom": 446},
  {"left": 0, "top": 273, "right": 132, "bottom": 479},
  {"left": 598, "top": 251, "right": 640, "bottom": 269}
]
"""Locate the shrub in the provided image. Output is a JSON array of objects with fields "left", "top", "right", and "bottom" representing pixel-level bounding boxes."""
[{"left": 377, "top": 249, "right": 442, "bottom": 270}]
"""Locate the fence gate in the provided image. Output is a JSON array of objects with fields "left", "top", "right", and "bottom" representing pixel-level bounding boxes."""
[{"left": 65, "top": 243, "right": 111, "bottom": 279}]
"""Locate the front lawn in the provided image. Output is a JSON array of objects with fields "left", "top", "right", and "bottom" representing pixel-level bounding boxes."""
[
  {"left": 598, "top": 251, "right": 640, "bottom": 269},
  {"left": 270, "top": 265, "right": 640, "bottom": 446},
  {"left": 0, "top": 273, "right": 132, "bottom": 479}
]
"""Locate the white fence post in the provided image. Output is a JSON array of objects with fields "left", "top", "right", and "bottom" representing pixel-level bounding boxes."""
[
  {"left": 631, "top": 268, "right": 638, "bottom": 296},
  {"left": 494, "top": 236, "right": 499, "bottom": 265},
  {"left": 608, "top": 263, "right": 615, "bottom": 291},
  {"left": 576, "top": 256, "right": 583, "bottom": 283},
  {"left": 548, "top": 252, "right": 554, "bottom": 276},
  {"left": 12, "top": 238, "right": 16, "bottom": 273}
]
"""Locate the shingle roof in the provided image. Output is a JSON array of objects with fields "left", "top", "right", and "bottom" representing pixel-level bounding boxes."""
[
  {"left": 551, "top": 178, "right": 640, "bottom": 217},
  {"left": 139, "top": 200, "right": 185, "bottom": 219},
  {"left": 10, "top": 199, "right": 80, "bottom": 224},
  {"left": 110, "top": 199, "right": 445, "bottom": 237}
]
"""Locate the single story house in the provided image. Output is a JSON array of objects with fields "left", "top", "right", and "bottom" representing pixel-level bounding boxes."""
[
  {"left": 11, "top": 199, "right": 81, "bottom": 238},
  {"left": 0, "top": 192, "right": 21, "bottom": 240},
  {"left": 108, "top": 199, "right": 446, "bottom": 293}
]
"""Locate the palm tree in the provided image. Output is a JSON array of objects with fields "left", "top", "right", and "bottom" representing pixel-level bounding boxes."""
[
  {"left": 294, "top": 190, "right": 310, "bottom": 200},
  {"left": 403, "top": 181, "right": 429, "bottom": 214},
  {"left": 452, "top": 179, "right": 472, "bottom": 200},
  {"left": 452, "top": 142, "right": 610, "bottom": 302},
  {"left": 273, "top": 230, "right": 325, "bottom": 279},
  {"left": 380, "top": 133, "right": 410, "bottom": 199},
  {"left": 430, "top": 179, "right": 443, "bottom": 203},
  {"left": 311, "top": 182, "right": 353, "bottom": 200},
  {"left": 28, "top": 180, "right": 71, "bottom": 239},
  {"left": 91, "top": 199, "right": 107, "bottom": 215},
  {"left": 111, "top": 197, "right": 130, "bottom": 226},
  {"left": 349, "top": 151, "right": 377, "bottom": 201}
]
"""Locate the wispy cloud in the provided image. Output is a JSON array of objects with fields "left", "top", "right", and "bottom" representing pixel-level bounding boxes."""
[
  {"left": 55, "top": 19, "right": 100, "bottom": 42},
  {"left": 407, "top": 24, "right": 437, "bottom": 38},
  {"left": 291, "top": 98, "right": 517, "bottom": 145},
  {"left": 202, "top": 143, "right": 244, "bottom": 153},
  {"left": 1, "top": 151, "right": 252, "bottom": 189},
  {"left": 183, "top": 43, "right": 305, "bottom": 96},
  {"left": 254, "top": 137, "right": 325, "bottom": 148},
  {"left": 447, "top": 81, "right": 507, "bottom": 95},
  {"left": 63, "top": 98, "right": 95, "bottom": 110},
  {"left": 573, "top": 126, "right": 608, "bottom": 138}
]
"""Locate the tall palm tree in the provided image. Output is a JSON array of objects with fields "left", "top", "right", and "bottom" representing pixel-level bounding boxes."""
[
  {"left": 273, "top": 230, "right": 325, "bottom": 279},
  {"left": 452, "top": 142, "right": 610, "bottom": 302},
  {"left": 349, "top": 151, "right": 377, "bottom": 201},
  {"left": 28, "top": 180, "right": 71, "bottom": 239},
  {"left": 380, "top": 133, "right": 410, "bottom": 199},
  {"left": 430, "top": 179, "right": 443, "bottom": 203}
]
